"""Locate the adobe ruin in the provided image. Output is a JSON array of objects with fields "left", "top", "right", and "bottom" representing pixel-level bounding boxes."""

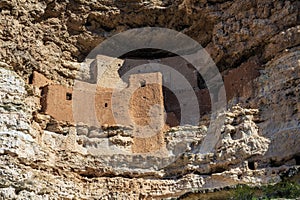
[
  {"left": 38, "top": 71, "right": 165, "bottom": 128},
  {"left": 32, "top": 54, "right": 260, "bottom": 129},
  {"left": 29, "top": 53, "right": 261, "bottom": 154},
  {"left": 33, "top": 63, "right": 167, "bottom": 153}
]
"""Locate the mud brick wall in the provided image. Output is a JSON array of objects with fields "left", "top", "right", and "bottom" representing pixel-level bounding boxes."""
[
  {"left": 95, "top": 87, "right": 115, "bottom": 125},
  {"left": 127, "top": 72, "right": 165, "bottom": 153},
  {"left": 41, "top": 84, "right": 73, "bottom": 122}
]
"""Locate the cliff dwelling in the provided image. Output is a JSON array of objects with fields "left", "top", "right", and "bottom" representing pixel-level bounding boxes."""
[
  {"left": 30, "top": 51, "right": 261, "bottom": 154},
  {"left": 31, "top": 52, "right": 216, "bottom": 153},
  {"left": 2, "top": 0, "right": 300, "bottom": 198},
  {"left": 33, "top": 52, "right": 215, "bottom": 127},
  {"left": 32, "top": 51, "right": 260, "bottom": 131}
]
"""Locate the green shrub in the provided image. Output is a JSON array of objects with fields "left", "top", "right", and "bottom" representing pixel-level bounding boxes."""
[
  {"left": 232, "top": 185, "right": 258, "bottom": 200},
  {"left": 262, "top": 180, "right": 300, "bottom": 199},
  {"left": 231, "top": 180, "right": 300, "bottom": 200}
]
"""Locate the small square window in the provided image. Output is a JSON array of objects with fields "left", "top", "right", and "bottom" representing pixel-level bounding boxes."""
[
  {"left": 140, "top": 80, "right": 146, "bottom": 87},
  {"left": 104, "top": 103, "right": 108, "bottom": 107},
  {"left": 66, "top": 92, "right": 72, "bottom": 100},
  {"left": 28, "top": 73, "right": 34, "bottom": 84}
]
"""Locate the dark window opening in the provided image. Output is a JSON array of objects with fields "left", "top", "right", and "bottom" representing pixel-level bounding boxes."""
[
  {"left": 248, "top": 161, "right": 256, "bottom": 170},
  {"left": 197, "top": 72, "right": 207, "bottom": 89},
  {"left": 29, "top": 73, "right": 34, "bottom": 84},
  {"left": 41, "top": 87, "right": 47, "bottom": 97},
  {"left": 40, "top": 86, "right": 48, "bottom": 113},
  {"left": 66, "top": 93, "right": 72, "bottom": 100},
  {"left": 140, "top": 80, "right": 146, "bottom": 87},
  {"left": 104, "top": 103, "right": 108, "bottom": 108},
  {"left": 85, "top": 21, "right": 92, "bottom": 27}
]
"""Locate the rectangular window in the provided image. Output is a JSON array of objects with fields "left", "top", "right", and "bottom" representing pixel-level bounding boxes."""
[{"left": 66, "top": 92, "right": 72, "bottom": 100}]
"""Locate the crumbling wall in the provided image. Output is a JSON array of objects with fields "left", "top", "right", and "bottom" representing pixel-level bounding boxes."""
[
  {"left": 30, "top": 71, "right": 53, "bottom": 89},
  {"left": 96, "top": 55, "right": 126, "bottom": 88}
]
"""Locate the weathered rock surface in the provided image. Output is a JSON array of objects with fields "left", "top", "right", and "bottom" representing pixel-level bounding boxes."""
[
  {"left": 0, "top": 0, "right": 299, "bottom": 199},
  {"left": 0, "top": 0, "right": 298, "bottom": 83},
  {"left": 253, "top": 51, "right": 300, "bottom": 166},
  {"left": 0, "top": 67, "right": 298, "bottom": 199}
]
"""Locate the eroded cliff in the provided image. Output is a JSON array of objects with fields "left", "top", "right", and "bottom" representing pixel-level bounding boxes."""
[{"left": 0, "top": 0, "right": 299, "bottom": 199}]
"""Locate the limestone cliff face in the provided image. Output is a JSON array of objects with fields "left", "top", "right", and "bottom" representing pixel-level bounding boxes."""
[
  {"left": 0, "top": 0, "right": 298, "bottom": 83},
  {"left": 0, "top": 0, "right": 299, "bottom": 199}
]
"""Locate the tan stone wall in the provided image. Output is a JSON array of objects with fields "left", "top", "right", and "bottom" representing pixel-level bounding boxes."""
[
  {"left": 96, "top": 55, "right": 126, "bottom": 88},
  {"left": 129, "top": 83, "right": 163, "bottom": 126},
  {"left": 95, "top": 87, "right": 115, "bottom": 125},
  {"left": 41, "top": 84, "right": 73, "bottom": 122},
  {"left": 127, "top": 73, "right": 165, "bottom": 153},
  {"left": 131, "top": 133, "right": 165, "bottom": 154},
  {"left": 42, "top": 84, "right": 117, "bottom": 126},
  {"left": 31, "top": 71, "right": 53, "bottom": 88},
  {"left": 34, "top": 55, "right": 262, "bottom": 157},
  {"left": 128, "top": 73, "right": 164, "bottom": 126}
]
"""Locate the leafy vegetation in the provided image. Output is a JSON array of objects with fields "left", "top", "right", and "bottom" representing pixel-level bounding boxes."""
[{"left": 232, "top": 180, "right": 300, "bottom": 200}]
